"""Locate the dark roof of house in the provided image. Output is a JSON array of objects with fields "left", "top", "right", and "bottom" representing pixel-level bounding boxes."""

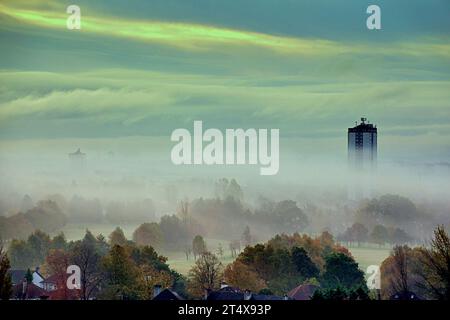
[
  {"left": 207, "top": 286, "right": 244, "bottom": 300},
  {"left": 288, "top": 284, "right": 318, "bottom": 300},
  {"left": 249, "top": 294, "right": 289, "bottom": 301},
  {"left": 390, "top": 291, "right": 421, "bottom": 301},
  {"left": 153, "top": 288, "right": 184, "bottom": 301},
  {"left": 207, "top": 286, "right": 289, "bottom": 301},
  {"left": 12, "top": 282, "right": 48, "bottom": 299}
]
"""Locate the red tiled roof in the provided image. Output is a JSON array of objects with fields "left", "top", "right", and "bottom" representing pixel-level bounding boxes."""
[{"left": 287, "top": 284, "right": 318, "bottom": 300}]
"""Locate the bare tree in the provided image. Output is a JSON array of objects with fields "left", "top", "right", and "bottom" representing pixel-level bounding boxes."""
[
  {"left": 417, "top": 226, "right": 450, "bottom": 300},
  {"left": 187, "top": 252, "right": 223, "bottom": 298},
  {"left": 71, "top": 241, "right": 102, "bottom": 300},
  {"left": 390, "top": 245, "right": 409, "bottom": 294}
]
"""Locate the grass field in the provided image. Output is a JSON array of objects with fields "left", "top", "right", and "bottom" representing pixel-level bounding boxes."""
[
  {"left": 347, "top": 246, "right": 391, "bottom": 272},
  {"left": 58, "top": 224, "right": 392, "bottom": 276}
]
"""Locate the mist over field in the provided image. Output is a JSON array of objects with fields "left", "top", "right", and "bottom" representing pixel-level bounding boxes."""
[{"left": 1, "top": 135, "right": 449, "bottom": 244}]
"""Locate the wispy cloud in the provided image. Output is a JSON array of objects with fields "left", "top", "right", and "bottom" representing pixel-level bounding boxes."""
[{"left": 1, "top": 1, "right": 449, "bottom": 58}]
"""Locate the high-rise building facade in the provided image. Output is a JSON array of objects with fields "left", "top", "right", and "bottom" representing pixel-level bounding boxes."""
[
  {"left": 348, "top": 117, "right": 377, "bottom": 171},
  {"left": 348, "top": 118, "right": 377, "bottom": 201}
]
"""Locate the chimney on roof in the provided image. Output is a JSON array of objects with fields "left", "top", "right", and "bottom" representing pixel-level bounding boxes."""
[
  {"left": 22, "top": 279, "right": 27, "bottom": 298},
  {"left": 220, "top": 281, "right": 228, "bottom": 289},
  {"left": 204, "top": 288, "right": 212, "bottom": 300}
]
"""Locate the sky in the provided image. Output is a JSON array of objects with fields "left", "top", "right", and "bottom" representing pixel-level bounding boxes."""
[{"left": 0, "top": 0, "right": 449, "bottom": 170}]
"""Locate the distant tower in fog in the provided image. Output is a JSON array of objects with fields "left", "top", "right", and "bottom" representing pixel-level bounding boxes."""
[
  {"left": 348, "top": 118, "right": 377, "bottom": 201},
  {"left": 69, "top": 148, "right": 86, "bottom": 172},
  {"left": 348, "top": 117, "right": 377, "bottom": 171}
]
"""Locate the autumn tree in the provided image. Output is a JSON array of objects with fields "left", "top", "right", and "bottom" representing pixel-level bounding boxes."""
[
  {"left": 380, "top": 245, "right": 424, "bottom": 299},
  {"left": 71, "top": 238, "right": 103, "bottom": 300},
  {"left": 132, "top": 223, "right": 163, "bottom": 248},
  {"left": 130, "top": 245, "right": 169, "bottom": 272},
  {"left": 224, "top": 260, "right": 266, "bottom": 293},
  {"left": 100, "top": 245, "right": 142, "bottom": 300},
  {"left": 418, "top": 225, "right": 450, "bottom": 300},
  {"left": 390, "top": 246, "right": 409, "bottom": 294},
  {"left": 108, "top": 227, "right": 128, "bottom": 247},
  {"left": 139, "top": 264, "right": 172, "bottom": 299},
  {"left": 45, "top": 249, "right": 79, "bottom": 300},
  {"left": 0, "top": 246, "right": 12, "bottom": 300},
  {"left": 187, "top": 252, "right": 223, "bottom": 298}
]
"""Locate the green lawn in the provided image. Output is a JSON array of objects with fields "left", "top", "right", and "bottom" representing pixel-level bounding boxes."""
[
  {"left": 348, "top": 246, "right": 391, "bottom": 272},
  {"left": 165, "top": 251, "right": 235, "bottom": 275},
  {"left": 167, "top": 245, "right": 392, "bottom": 276}
]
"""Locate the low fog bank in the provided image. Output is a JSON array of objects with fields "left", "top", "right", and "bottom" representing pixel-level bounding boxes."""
[{"left": 0, "top": 142, "right": 449, "bottom": 247}]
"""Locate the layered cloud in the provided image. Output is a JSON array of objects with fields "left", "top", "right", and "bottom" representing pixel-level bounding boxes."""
[
  {"left": 1, "top": 70, "right": 449, "bottom": 141},
  {"left": 0, "top": 0, "right": 449, "bottom": 161}
]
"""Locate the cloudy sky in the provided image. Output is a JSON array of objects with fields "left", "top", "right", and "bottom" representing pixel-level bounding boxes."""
[{"left": 0, "top": 0, "right": 449, "bottom": 166}]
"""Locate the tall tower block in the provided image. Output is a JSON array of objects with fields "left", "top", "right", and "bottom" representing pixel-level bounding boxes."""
[{"left": 348, "top": 118, "right": 377, "bottom": 200}]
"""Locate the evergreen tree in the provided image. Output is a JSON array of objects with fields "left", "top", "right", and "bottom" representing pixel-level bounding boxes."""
[{"left": 0, "top": 247, "right": 13, "bottom": 300}]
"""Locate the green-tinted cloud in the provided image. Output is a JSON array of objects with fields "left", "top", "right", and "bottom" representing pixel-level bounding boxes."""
[{"left": 1, "top": 1, "right": 449, "bottom": 58}]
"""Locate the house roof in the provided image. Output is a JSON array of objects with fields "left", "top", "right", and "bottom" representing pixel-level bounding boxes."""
[
  {"left": 207, "top": 291, "right": 244, "bottom": 300},
  {"left": 12, "top": 282, "right": 48, "bottom": 299},
  {"left": 390, "top": 291, "right": 421, "bottom": 301},
  {"left": 41, "top": 274, "right": 58, "bottom": 284},
  {"left": 288, "top": 284, "right": 318, "bottom": 300},
  {"left": 250, "top": 294, "right": 289, "bottom": 300},
  {"left": 34, "top": 270, "right": 45, "bottom": 281},
  {"left": 207, "top": 286, "right": 244, "bottom": 300},
  {"left": 153, "top": 288, "right": 184, "bottom": 301}
]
